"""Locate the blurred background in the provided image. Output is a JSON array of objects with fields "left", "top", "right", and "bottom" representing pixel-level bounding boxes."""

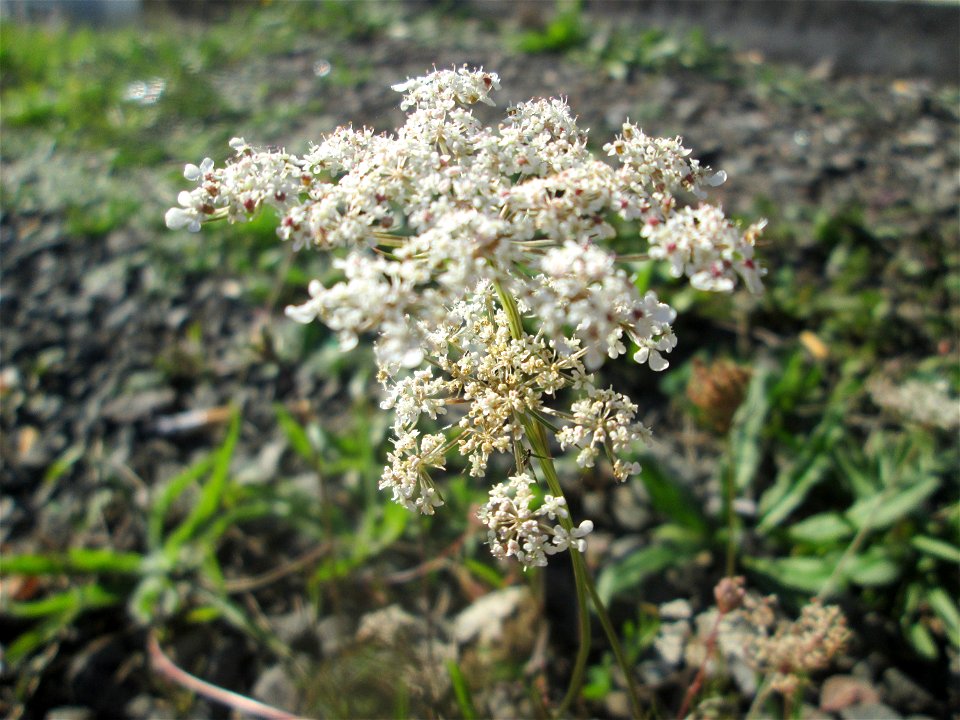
[{"left": 1, "top": 2, "right": 958, "bottom": 719}]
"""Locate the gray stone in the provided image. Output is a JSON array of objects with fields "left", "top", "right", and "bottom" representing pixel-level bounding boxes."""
[
  {"left": 252, "top": 664, "right": 300, "bottom": 714},
  {"left": 839, "top": 702, "right": 903, "bottom": 720},
  {"left": 882, "top": 668, "right": 936, "bottom": 715},
  {"left": 610, "top": 482, "right": 649, "bottom": 530},
  {"left": 45, "top": 707, "right": 93, "bottom": 720},
  {"left": 102, "top": 388, "right": 175, "bottom": 423}
]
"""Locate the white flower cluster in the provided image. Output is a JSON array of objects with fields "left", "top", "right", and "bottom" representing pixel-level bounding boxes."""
[
  {"left": 643, "top": 204, "right": 766, "bottom": 293},
  {"left": 477, "top": 473, "right": 594, "bottom": 568},
  {"left": 556, "top": 387, "right": 653, "bottom": 480},
  {"left": 167, "top": 66, "right": 766, "bottom": 568},
  {"left": 165, "top": 138, "right": 304, "bottom": 234}
]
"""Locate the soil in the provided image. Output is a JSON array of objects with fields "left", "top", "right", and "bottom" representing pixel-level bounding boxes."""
[{"left": 1, "top": 2, "right": 958, "bottom": 719}]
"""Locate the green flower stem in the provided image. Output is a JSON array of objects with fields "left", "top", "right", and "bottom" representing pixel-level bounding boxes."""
[
  {"left": 527, "top": 422, "right": 644, "bottom": 720},
  {"left": 579, "top": 553, "right": 645, "bottom": 719},
  {"left": 496, "top": 280, "right": 644, "bottom": 719},
  {"left": 745, "top": 674, "right": 776, "bottom": 720},
  {"left": 522, "top": 415, "right": 593, "bottom": 717},
  {"left": 722, "top": 463, "right": 738, "bottom": 577}
]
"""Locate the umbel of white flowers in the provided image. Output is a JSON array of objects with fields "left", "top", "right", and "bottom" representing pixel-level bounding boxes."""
[{"left": 167, "top": 66, "right": 766, "bottom": 569}]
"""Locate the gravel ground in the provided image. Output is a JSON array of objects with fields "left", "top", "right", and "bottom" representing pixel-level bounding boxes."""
[{"left": 1, "top": 3, "right": 958, "bottom": 718}]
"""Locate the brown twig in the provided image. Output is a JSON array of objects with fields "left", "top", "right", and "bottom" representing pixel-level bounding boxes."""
[
  {"left": 381, "top": 518, "right": 481, "bottom": 584},
  {"left": 147, "top": 631, "right": 300, "bottom": 720},
  {"left": 222, "top": 541, "right": 332, "bottom": 593},
  {"left": 676, "top": 611, "right": 723, "bottom": 720}
]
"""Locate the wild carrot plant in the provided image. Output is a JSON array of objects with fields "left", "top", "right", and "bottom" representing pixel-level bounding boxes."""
[{"left": 167, "top": 65, "right": 767, "bottom": 715}]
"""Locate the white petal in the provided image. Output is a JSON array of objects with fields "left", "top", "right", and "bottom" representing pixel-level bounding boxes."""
[
  {"left": 284, "top": 302, "right": 319, "bottom": 324},
  {"left": 164, "top": 207, "right": 196, "bottom": 231},
  {"left": 706, "top": 170, "right": 727, "bottom": 186},
  {"left": 648, "top": 350, "right": 670, "bottom": 372},
  {"left": 573, "top": 520, "right": 594, "bottom": 537},
  {"left": 401, "top": 346, "right": 424, "bottom": 368}
]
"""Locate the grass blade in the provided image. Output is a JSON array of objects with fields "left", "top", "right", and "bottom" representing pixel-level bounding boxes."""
[
  {"left": 1, "top": 549, "right": 143, "bottom": 576},
  {"left": 164, "top": 410, "right": 240, "bottom": 558},
  {"left": 447, "top": 660, "right": 478, "bottom": 720},
  {"left": 6, "top": 583, "right": 121, "bottom": 618}
]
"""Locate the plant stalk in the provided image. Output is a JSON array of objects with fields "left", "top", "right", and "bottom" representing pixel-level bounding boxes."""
[{"left": 496, "top": 279, "right": 644, "bottom": 718}]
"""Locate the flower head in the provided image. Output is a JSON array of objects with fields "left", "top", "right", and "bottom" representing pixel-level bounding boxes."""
[{"left": 167, "top": 67, "right": 766, "bottom": 566}]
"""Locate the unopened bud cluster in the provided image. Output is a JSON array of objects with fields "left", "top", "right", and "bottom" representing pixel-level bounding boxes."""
[{"left": 167, "top": 66, "right": 766, "bottom": 568}]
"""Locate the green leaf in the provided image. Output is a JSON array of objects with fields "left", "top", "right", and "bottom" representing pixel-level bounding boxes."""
[
  {"left": 757, "top": 450, "right": 836, "bottom": 534},
  {"left": 632, "top": 261, "right": 655, "bottom": 295},
  {"left": 148, "top": 451, "right": 217, "bottom": 550},
  {"left": 582, "top": 659, "right": 614, "bottom": 701},
  {"left": 463, "top": 559, "right": 505, "bottom": 589},
  {"left": 767, "top": 348, "right": 822, "bottom": 414},
  {"left": 906, "top": 621, "right": 938, "bottom": 660},
  {"left": 129, "top": 575, "right": 180, "bottom": 625},
  {"left": 5, "top": 583, "right": 123, "bottom": 668},
  {"left": 274, "top": 402, "right": 316, "bottom": 462},
  {"left": 5, "top": 613, "right": 73, "bottom": 667},
  {"left": 597, "top": 544, "right": 686, "bottom": 605},
  {"left": 372, "top": 500, "right": 409, "bottom": 552},
  {"left": 758, "top": 399, "right": 846, "bottom": 533},
  {"left": 846, "top": 475, "right": 940, "bottom": 531},
  {"left": 927, "top": 588, "right": 960, "bottom": 648},
  {"left": 833, "top": 445, "right": 879, "bottom": 499},
  {"left": 7, "top": 583, "right": 121, "bottom": 619},
  {"left": 639, "top": 460, "right": 708, "bottom": 534},
  {"left": 911, "top": 535, "right": 960, "bottom": 564},
  {"left": 844, "top": 547, "right": 900, "bottom": 586},
  {"left": 744, "top": 555, "right": 837, "bottom": 594},
  {"left": 164, "top": 410, "right": 240, "bottom": 558},
  {"left": 42, "top": 444, "right": 84, "bottom": 484},
  {"left": 312, "top": 555, "right": 357, "bottom": 584},
  {"left": 515, "top": 2, "right": 586, "bottom": 54},
  {"left": 200, "top": 499, "right": 276, "bottom": 546},
  {"left": 193, "top": 588, "right": 289, "bottom": 659},
  {"left": 726, "top": 362, "right": 773, "bottom": 492},
  {"left": 186, "top": 605, "right": 223, "bottom": 624},
  {"left": 651, "top": 523, "right": 706, "bottom": 546},
  {"left": 786, "top": 513, "right": 854, "bottom": 545}
]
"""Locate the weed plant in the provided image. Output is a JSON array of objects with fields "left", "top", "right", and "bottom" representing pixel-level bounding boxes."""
[{"left": 1, "top": 3, "right": 957, "bottom": 719}]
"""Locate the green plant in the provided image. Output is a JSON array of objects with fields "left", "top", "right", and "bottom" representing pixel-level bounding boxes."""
[
  {"left": 515, "top": 0, "right": 588, "bottom": 54},
  {"left": 583, "top": 605, "right": 660, "bottom": 702},
  {"left": 749, "top": 427, "right": 959, "bottom": 658},
  {"left": 583, "top": 24, "right": 733, "bottom": 81},
  {"left": 0, "top": 23, "right": 237, "bottom": 167},
  {"left": 1, "top": 414, "right": 290, "bottom": 680}
]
